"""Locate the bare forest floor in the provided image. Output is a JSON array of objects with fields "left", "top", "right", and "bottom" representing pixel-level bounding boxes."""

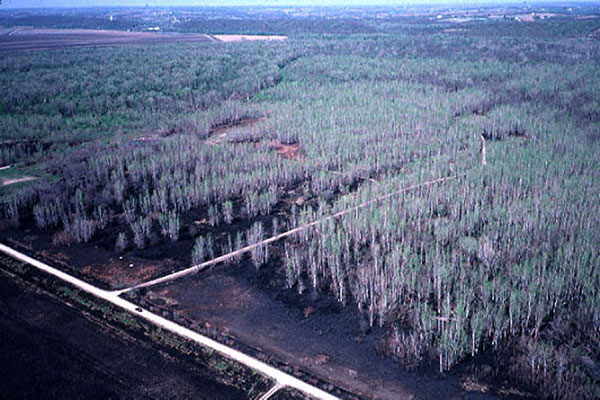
[{"left": 125, "top": 253, "right": 531, "bottom": 400}]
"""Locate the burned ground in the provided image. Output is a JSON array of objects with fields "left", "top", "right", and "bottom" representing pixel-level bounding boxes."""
[
  {"left": 127, "top": 254, "right": 531, "bottom": 400},
  {"left": 0, "top": 261, "right": 252, "bottom": 400}
]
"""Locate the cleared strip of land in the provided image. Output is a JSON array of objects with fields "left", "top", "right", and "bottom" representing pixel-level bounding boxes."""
[
  {"left": 0, "top": 243, "right": 337, "bottom": 400},
  {"left": 117, "top": 174, "right": 464, "bottom": 294}
]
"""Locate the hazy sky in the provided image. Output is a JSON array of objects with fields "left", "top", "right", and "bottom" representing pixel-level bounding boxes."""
[{"left": 0, "top": 0, "right": 583, "bottom": 9}]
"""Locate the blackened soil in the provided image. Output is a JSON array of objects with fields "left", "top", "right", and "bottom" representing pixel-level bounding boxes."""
[
  {"left": 271, "top": 387, "right": 313, "bottom": 400},
  {"left": 138, "top": 256, "right": 523, "bottom": 400},
  {"left": 0, "top": 230, "right": 172, "bottom": 290},
  {"left": 0, "top": 270, "right": 250, "bottom": 400}
]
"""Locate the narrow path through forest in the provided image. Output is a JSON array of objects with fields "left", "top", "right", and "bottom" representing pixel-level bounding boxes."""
[{"left": 115, "top": 174, "right": 465, "bottom": 295}]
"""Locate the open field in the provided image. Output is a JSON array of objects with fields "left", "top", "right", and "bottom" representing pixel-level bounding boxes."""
[
  {"left": 0, "top": 27, "right": 289, "bottom": 53},
  {"left": 0, "top": 28, "right": 213, "bottom": 52},
  {"left": 1, "top": 4, "right": 600, "bottom": 400}
]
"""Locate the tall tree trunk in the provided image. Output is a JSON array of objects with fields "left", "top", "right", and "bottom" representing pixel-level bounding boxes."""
[{"left": 480, "top": 134, "right": 487, "bottom": 166}]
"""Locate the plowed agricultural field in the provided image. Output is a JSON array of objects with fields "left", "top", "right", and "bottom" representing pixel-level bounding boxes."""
[{"left": 0, "top": 28, "right": 212, "bottom": 52}]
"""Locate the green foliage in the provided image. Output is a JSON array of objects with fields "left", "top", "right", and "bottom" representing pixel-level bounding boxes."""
[{"left": 1, "top": 9, "right": 600, "bottom": 399}]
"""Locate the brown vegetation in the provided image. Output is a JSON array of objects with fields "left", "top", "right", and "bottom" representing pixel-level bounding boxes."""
[{"left": 269, "top": 142, "right": 303, "bottom": 160}]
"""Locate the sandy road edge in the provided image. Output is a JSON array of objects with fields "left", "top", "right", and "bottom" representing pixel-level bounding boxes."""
[{"left": 0, "top": 243, "right": 339, "bottom": 400}]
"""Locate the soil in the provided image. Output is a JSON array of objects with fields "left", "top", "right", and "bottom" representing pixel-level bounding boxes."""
[
  {"left": 129, "top": 254, "right": 530, "bottom": 400},
  {"left": 269, "top": 141, "right": 304, "bottom": 160},
  {"left": 2, "top": 232, "right": 179, "bottom": 290},
  {"left": 0, "top": 28, "right": 212, "bottom": 53},
  {"left": 0, "top": 263, "right": 252, "bottom": 399},
  {"left": 272, "top": 387, "right": 314, "bottom": 400}
]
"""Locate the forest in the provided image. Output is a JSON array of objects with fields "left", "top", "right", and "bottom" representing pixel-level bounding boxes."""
[{"left": 1, "top": 5, "right": 599, "bottom": 400}]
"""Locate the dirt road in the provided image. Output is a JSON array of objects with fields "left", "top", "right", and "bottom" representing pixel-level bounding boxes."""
[{"left": 0, "top": 243, "right": 338, "bottom": 400}]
